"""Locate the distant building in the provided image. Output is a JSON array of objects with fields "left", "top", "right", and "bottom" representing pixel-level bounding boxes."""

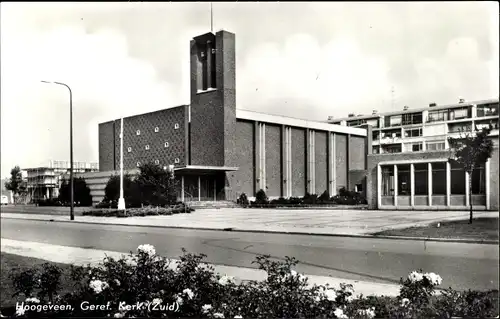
[
  {"left": 0, "top": 178, "right": 14, "bottom": 204},
  {"left": 328, "top": 99, "right": 499, "bottom": 210},
  {"left": 24, "top": 160, "right": 98, "bottom": 202}
]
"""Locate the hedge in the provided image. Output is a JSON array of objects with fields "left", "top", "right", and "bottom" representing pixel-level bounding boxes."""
[{"left": 3, "top": 245, "right": 498, "bottom": 318}]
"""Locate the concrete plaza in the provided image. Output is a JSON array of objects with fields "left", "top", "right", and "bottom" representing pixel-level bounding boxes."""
[{"left": 1, "top": 207, "right": 498, "bottom": 238}]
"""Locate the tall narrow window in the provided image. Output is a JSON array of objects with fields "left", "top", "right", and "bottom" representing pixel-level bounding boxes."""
[{"left": 211, "top": 46, "right": 217, "bottom": 88}]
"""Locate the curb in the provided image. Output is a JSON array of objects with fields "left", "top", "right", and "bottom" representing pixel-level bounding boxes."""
[{"left": 2, "top": 216, "right": 498, "bottom": 245}]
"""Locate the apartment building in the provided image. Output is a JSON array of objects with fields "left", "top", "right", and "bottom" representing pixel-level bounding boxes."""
[
  {"left": 328, "top": 99, "right": 499, "bottom": 210},
  {"left": 25, "top": 160, "right": 99, "bottom": 202}
]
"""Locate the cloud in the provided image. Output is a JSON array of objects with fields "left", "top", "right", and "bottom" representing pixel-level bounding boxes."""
[
  {"left": 1, "top": 10, "right": 184, "bottom": 177},
  {"left": 237, "top": 34, "right": 391, "bottom": 118},
  {"left": 1, "top": 2, "right": 498, "bottom": 177}
]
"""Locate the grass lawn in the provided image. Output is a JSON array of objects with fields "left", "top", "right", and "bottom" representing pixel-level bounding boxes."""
[
  {"left": 373, "top": 217, "right": 499, "bottom": 241},
  {"left": 0, "top": 253, "right": 74, "bottom": 309}
]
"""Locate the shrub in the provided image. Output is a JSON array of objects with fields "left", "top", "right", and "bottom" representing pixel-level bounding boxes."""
[
  {"left": 332, "top": 187, "right": 367, "bottom": 205},
  {"left": 7, "top": 245, "right": 499, "bottom": 319},
  {"left": 288, "top": 197, "right": 303, "bottom": 205},
  {"left": 58, "top": 177, "right": 93, "bottom": 206},
  {"left": 302, "top": 192, "right": 318, "bottom": 205},
  {"left": 36, "top": 198, "right": 62, "bottom": 207},
  {"left": 103, "top": 174, "right": 142, "bottom": 208},
  {"left": 318, "top": 190, "right": 331, "bottom": 203},
  {"left": 83, "top": 204, "right": 195, "bottom": 217},
  {"left": 135, "top": 163, "right": 178, "bottom": 206},
  {"left": 237, "top": 193, "right": 249, "bottom": 207},
  {"left": 254, "top": 189, "right": 268, "bottom": 205}
]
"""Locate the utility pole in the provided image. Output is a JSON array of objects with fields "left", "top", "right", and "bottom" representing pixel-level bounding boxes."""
[{"left": 117, "top": 117, "right": 126, "bottom": 211}]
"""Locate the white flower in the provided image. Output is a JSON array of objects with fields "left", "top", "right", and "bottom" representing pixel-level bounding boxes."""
[
  {"left": 89, "top": 279, "right": 109, "bottom": 294},
  {"left": 175, "top": 295, "right": 183, "bottom": 306},
  {"left": 15, "top": 307, "right": 25, "bottom": 317},
  {"left": 290, "top": 270, "right": 297, "bottom": 277},
  {"left": 114, "top": 279, "right": 121, "bottom": 286},
  {"left": 202, "top": 304, "right": 212, "bottom": 314},
  {"left": 182, "top": 288, "right": 194, "bottom": 300},
  {"left": 357, "top": 307, "right": 376, "bottom": 319},
  {"left": 333, "top": 308, "right": 348, "bottom": 319},
  {"left": 218, "top": 275, "right": 235, "bottom": 286},
  {"left": 114, "top": 313, "right": 124, "bottom": 318},
  {"left": 408, "top": 271, "right": 424, "bottom": 283},
  {"left": 424, "top": 272, "right": 443, "bottom": 286},
  {"left": 316, "top": 287, "right": 336, "bottom": 302},
  {"left": 125, "top": 258, "right": 137, "bottom": 267},
  {"left": 152, "top": 298, "right": 162, "bottom": 305},
  {"left": 213, "top": 313, "right": 225, "bottom": 319},
  {"left": 25, "top": 297, "right": 40, "bottom": 304},
  {"left": 400, "top": 298, "right": 410, "bottom": 307},
  {"left": 234, "top": 315, "right": 243, "bottom": 319},
  {"left": 137, "top": 244, "right": 156, "bottom": 257}
]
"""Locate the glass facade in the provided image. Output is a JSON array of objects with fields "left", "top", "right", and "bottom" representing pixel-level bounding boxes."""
[{"left": 378, "top": 160, "right": 487, "bottom": 207}]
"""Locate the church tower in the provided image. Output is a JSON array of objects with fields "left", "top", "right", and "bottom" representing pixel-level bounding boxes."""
[{"left": 189, "top": 30, "right": 236, "bottom": 167}]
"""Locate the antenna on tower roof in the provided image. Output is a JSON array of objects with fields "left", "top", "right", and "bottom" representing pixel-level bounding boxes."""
[
  {"left": 391, "top": 86, "right": 395, "bottom": 109},
  {"left": 210, "top": 2, "right": 213, "bottom": 33}
]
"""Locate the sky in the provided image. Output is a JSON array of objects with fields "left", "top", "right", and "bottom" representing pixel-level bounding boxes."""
[{"left": 1, "top": 2, "right": 499, "bottom": 178}]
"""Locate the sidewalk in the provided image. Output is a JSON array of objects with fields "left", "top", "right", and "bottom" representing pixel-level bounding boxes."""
[
  {"left": 1, "top": 209, "right": 498, "bottom": 241},
  {"left": 1, "top": 238, "right": 401, "bottom": 297}
]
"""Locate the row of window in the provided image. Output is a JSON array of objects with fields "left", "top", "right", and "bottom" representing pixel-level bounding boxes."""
[
  {"left": 373, "top": 140, "right": 446, "bottom": 154},
  {"left": 381, "top": 162, "right": 485, "bottom": 196},
  {"left": 345, "top": 103, "right": 498, "bottom": 128},
  {"left": 136, "top": 158, "right": 180, "bottom": 167},
  {"left": 134, "top": 124, "right": 180, "bottom": 136},
  {"left": 127, "top": 142, "right": 171, "bottom": 153}
]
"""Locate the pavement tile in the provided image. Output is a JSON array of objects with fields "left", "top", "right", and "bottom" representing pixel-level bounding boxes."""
[{"left": 1, "top": 210, "right": 498, "bottom": 239}]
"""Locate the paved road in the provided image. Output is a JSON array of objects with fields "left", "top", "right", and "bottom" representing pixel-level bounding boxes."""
[{"left": 1, "top": 218, "right": 498, "bottom": 291}]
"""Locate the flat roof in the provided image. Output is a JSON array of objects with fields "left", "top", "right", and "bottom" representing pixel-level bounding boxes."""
[
  {"left": 329, "top": 98, "right": 499, "bottom": 122},
  {"left": 236, "top": 109, "right": 367, "bottom": 136},
  {"left": 174, "top": 165, "right": 239, "bottom": 174}
]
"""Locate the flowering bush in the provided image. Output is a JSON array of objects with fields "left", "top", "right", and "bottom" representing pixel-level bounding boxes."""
[{"left": 5, "top": 245, "right": 498, "bottom": 318}]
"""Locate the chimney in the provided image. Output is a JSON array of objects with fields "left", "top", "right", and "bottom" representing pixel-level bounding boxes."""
[
  {"left": 429, "top": 102, "right": 437, "bottom": 107},
  {"left": 348, "top": 113, "right": 355, "bottom": 117},
  {"left": 403, "top": 105, "right": 409, "bottom": 111},
  {"left": 372, "top": 110, "right": 378, "bottom": 115}
]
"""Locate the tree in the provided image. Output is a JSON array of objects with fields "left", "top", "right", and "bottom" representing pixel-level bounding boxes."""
[
  {"left": 135, "top": 162, "right": 178, "bottom": 206},
  {"left": 4, "top": 166, "right": 26, "bottom": 205},
  {"left": 58, "top": 177, "right": 93, "bottom": 206},
  {"left": 448, "top": 125, "right": 494, "bottom": 224},
  {"left": 103, "top": 174, "right": 141, "bottom": 208}
]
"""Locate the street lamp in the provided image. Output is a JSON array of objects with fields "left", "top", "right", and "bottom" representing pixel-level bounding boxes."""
[{"left": 41, "top": 80, "right": 74, "bottom": 221}]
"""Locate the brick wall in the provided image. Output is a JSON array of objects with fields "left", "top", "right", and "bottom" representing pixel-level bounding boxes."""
[
  {"left": 98, "top": 121, "right": 115, "bottom": 171},
  {"left": 490, "top": 144, "right": 499, "bottom": 210},
  {"left": 292, "top": 128, "right": 306, "bottom": 197},
  {"left": 98, "top": 107, "right": 189, "bottom": 172},
  {"left": 190, "top": 31, "right": 236, "bottom": 168},
  {"left": 314, "top": 131, "right": 328, "bottom": 194},
  {"left": 228, "top": 120, "right": 255, "bottom": 196},
  {"left": 113, "top": 106, "right": 189, "bottom": 170},
  {"left": 190, "top": 90, "right": 225, "bottom": 166},
  {"left": 335, "top": 134, "right": 348, "bottom": 192},
  {"left": 265, "top": 124, "right": 282, "bottom": 197},
  {"left": 349, "top": 136, "right": 366, "bottom": 170}
]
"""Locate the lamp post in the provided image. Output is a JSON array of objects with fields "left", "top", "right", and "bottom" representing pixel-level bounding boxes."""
[
  {"left": 41, "top": 80, "right": 74, "bottom": 220},
  {"left": 117, "top": 117, "right": 126, "bottom": 211}
]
